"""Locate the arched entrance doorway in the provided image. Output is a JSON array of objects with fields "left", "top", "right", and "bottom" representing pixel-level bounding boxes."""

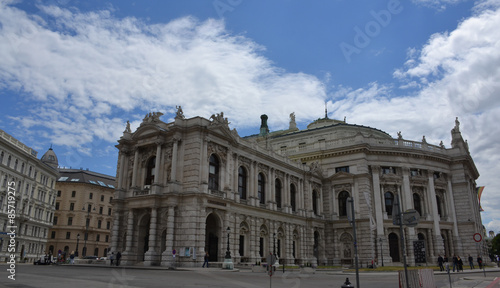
[
  {"left": 137, "top": 215, "right": 150, "bottom": 262},
  {"left": 205, "top": 214, "right": 220, "bottom": 262},
  {"left": 389, "top": 233, "right": 400, "bottom": 262}
]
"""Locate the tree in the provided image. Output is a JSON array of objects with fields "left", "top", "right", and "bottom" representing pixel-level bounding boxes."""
[{"left": 491, "top": 234, "right": 500, "bottom": 256}]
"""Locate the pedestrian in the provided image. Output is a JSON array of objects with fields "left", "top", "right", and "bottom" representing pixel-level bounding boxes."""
[
  {"left": 457, "top": 256, "right": 463, "bottom": 272},
  {"left": 202, "top": 252, "right": 209, "bottom": 268},
  {"left": 468, "top": 254, "right": 474, "bottom": 269},
  {"left": 452, "top": 254, "right": 458, "bottom": 272},
  {"left": 438, "top": 255, "right": 444, "bottom": 271},
  {"left": 70, "top": 251, "right": 75, "bottom": 264},
  {"left": 110, "top": 252, "right": 114, "bottom": 266},
  {"left": 477, "top": 255, "right": 483, "bottom": 269},
  {"left": 116, "top": 251, "right": 121, "bottom": 266}
]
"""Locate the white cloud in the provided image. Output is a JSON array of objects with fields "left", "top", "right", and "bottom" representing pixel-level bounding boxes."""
[{"left": 0, "top": 3, "right": 326, "bottom": 148}]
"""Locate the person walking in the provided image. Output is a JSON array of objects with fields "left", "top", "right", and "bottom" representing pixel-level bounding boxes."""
[
  {"left": 202, "top": 252, "right": 209, "bottom": 268},
  {"left": 452, "top": 254, "right": 458, "bottom": 272},
  {"left": 457, "top": 256, "right": 463, "bottom": 272},
  {"left": 468, "top": 254, "right": 474, "bottom": 269},
  {"left": 438, "top": 255, "right": 444, "bottom": 272},
  {"left": 69, "top": 251, "right": 75, "bottom": 264},
  {"left": 110, "top": 252, "right": 114, "bottom": 266},
  {"left": 477, "top": 255, "right": 483, "bottom": 269},
  {"left": 116, "top": 251, "right": 122, "bottom": 266}
]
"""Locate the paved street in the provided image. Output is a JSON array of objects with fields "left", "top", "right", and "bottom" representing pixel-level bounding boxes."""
[{"left": 1, "top": 264, "right": 498, "bottom": 288}]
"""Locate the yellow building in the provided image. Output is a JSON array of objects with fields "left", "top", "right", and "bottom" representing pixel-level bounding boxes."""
[{"left": 47, "top": 168, "right": 115, "bottom": 259}]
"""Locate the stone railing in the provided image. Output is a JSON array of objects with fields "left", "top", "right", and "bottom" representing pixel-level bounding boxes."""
[{"left": 277, "top": 135, "right": 446, "bottom": 156}]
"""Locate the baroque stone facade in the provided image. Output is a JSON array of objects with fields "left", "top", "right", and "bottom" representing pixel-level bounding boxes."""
[{"left": 110, "top": 111, "right": 483, "bottom": 267}]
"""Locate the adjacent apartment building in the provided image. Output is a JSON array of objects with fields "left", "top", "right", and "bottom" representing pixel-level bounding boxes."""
[
  {"left": 47, "top": 168, "right": 115, "bottom": 259},
  {"left": 0, "top": 129, "right": 58, "bottom": 263}
]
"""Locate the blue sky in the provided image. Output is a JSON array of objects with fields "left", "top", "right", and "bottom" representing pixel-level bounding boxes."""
[{"left": 1, "top": 0, "right": 500, "bottom": 234}]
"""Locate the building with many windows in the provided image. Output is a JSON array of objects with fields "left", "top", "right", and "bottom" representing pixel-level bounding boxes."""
[
  {"left": 47, "top": 168, "right": 115, "bottom": 259},
  {"left": 110, "top": 109, "right": 483, "bottom": 268},
  {"left": 0, "top": 129, "right": 58, "bottom": 263}
]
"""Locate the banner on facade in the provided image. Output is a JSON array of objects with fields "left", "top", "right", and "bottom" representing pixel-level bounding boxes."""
[{"left": 477, "top": 186, "right": 485, "bottom": 212}]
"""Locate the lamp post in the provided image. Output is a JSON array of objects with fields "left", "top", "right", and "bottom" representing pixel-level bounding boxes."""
[
  {"left": 225, "top": 226, "right": 231, "bottom": 259},
  {"left": 379, "top": 237, "right": 383, "bottom": 267},
  {"left": 76, "top": 234, "right": 80, "bottom": 257},
  {"left": 273, "top": 233, "right": 276, "bottom": 256},
  {"left": 82, "top": 204, "right": 95, "bottom": 257}
]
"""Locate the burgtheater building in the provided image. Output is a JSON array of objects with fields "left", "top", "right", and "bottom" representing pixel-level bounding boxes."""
[{"left": 110, "top": 108, "right": 483, "bottom": 267}]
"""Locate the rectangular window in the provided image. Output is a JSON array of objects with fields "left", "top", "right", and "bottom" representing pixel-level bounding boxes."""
[
  {"left": 96, "top": 234, "right": 100, "bottom": 242},
  {"left": 89, "top": 193, "right": 93, "bottom": 199},
  {"left": 97, "top": 220, "right": 102, "bottom": 229},
  {"left": 101, "top": 195, "right": 104, "bottom": 201},
  {"left": 53, "top": 216, "right": 58, "bottom": 225},
  {"left": 259, "top": 237, "right": 264, "bottom": 257},
  {"left": 57, "top": 190, "right": 61, "bottom": 197},
  {"left": 51, "top": 231, "right": 56, "bottom": 239},
  {"left": 105, "top": 235, "right": 109, "bottom": 242},
  {"left": 335, "top": 166, "right": 350, "bottom": 173},
  {"left": 66, "top": 232, "right": 71, "bottom": 239},
  {"left": 106, "top": 221, "right": 110, "bottom": 229},
  {"left": 109, "top": 197, "right": 113, "bottom": 203},
  {"left": 99, "top": 207, "right": 103, "bottom": 214},
  {"left": 71, "top": 190, "right": 76, "bottom": 197},
  {"left": 55, "top": 202, "right": 60, "bottom": 210},
  {"left": 108, "top": 208, "right": 112, "bottom": 216},
  {"left": 67, "top": 217, "right": 72, "bottom": 226},
  {"left": 69, "top": 203, "right": 74, "bottom": 211}
]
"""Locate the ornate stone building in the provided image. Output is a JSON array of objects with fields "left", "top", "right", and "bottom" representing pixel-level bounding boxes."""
[
  {"left": 47, "top": 168, "right": 115, "bottom": 259},
  {"left": 111, "top": 110, "right": 482, "bottom": 267},
  {"left": 0, "top": 129, "right": 58, "bottom": 263}
]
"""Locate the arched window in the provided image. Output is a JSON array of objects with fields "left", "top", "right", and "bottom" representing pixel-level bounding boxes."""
[
  {"left": 238, "top": 166, "right": 247, "bottom": 200},
  {"left": 145, "top": 156, "right": 156, "bottom": 185},
  {"left": 312, "top": 190, "right": 318, "bottom": 215},
  {"left": 436, "top": 195, "right": 442, "bottom": 216},
  {"left": 258, "top": 173, "right": 265, "bottom": 204},
  {"left": 338, "top": 191, "right": 350, "bottom": 217},
  {"left": 290, "top": 184, "right": 297, "bottom": 212},
  {"left": 385, "top": 192, "right": 394, "bottom": 216},
  {"left": 413, "top": 193, "right": 422, "bottom": 216},
  {"left": 209, "top": 154, "right": 219, "bottom": 190},
  {"left": 275, "top": 179, "right": 282, "bottom": 208}
]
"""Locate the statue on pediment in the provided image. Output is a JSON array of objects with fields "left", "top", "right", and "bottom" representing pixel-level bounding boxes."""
[{"left": 175, "top": 106, "right": 185, "bottom": 119}]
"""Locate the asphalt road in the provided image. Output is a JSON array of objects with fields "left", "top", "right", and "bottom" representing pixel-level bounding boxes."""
[{"left": 1, "top": 264, "right": 498, "bottom": 288}]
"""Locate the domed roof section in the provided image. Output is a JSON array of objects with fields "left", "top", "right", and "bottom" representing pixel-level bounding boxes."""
[
  {"left": 41, "top": 147, "right": 58, "bottom": 169},
  {"left": 307, "top": 117, "right": 345, "bottom": 129}
]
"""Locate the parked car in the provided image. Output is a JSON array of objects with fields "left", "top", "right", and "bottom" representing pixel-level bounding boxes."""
[
  {"left": 83, "top": 255, "right": 99, "bottom": 260},
  {"left": 34, "top": 256, "right": 51, "bottom": 265},
  {"left": 99, "top": 257, "right": 107, "bottom": 260}
]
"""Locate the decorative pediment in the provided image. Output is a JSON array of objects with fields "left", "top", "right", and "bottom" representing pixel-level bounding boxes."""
[{"left": 328, "top": 171, "right": 354, "bottom": 181}]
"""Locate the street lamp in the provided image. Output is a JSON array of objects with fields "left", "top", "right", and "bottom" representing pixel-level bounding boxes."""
[
  {"left": 82, "top": 204, "right": 96, "bottom": 257},
  {"left": 379, "top": 237, "right": 384, "bottom": 267},
  {"left": 75, "top": 234, "right": 80, "bottom": 257},
  {"left": 225, "top": 227, "right": 231, "bottom": 259},
  {"left": 273, "top": 233, "right": 276, "bottom": 256}
]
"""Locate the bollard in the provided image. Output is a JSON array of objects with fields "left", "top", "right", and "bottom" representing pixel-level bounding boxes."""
[{"left": 341, "top": 277, "right": 354, "bottom": 288}]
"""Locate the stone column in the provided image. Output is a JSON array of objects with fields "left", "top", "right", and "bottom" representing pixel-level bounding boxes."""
[
  {"left": 131, "top": 149, "right": 139, "bottom": 188},
  {"left": 234, "top": 154, "right": 240, "bottom": 202},
  {"left": 122, "top": 210, "right": 134, "bottom": 265},
  {"left": 152, "top": 142, "right": 162, "bottom": 194},
  {"left": 427, "top": 171, "right": 443, "bottom": 258},
  {"left": 402, "top": 168, "right": 416, "bottom": 265},
  {"left": 447, "top": 179, "right": 462, "bottom": 255},
  {"left": 268, "top": 168, "right": 274, "bottom": 210},
  {"left": 371, "top": 167, "right": 383, "bottom": 236},
  {"left": 201, "top": 137, "right": 208, "bottom": 193},
  {"left": 110, "top": 209, "right": 121, "bottom": 254},
  {"left": 171, "top": 138, "right": 179, "bottom": 182},
  {"left": 117, "top": 152, "right": 126, "bottom": 190},
  {"left": 144, "top": 208, "right": 159, "bottom": 265},
  {"left": 161, "top": 206, "right": 176, "bottom": 267}
]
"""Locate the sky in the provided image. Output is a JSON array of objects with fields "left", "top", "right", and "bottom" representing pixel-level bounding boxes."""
[{"left": 0, "top": 0, "right": 499, "bottom": 235}]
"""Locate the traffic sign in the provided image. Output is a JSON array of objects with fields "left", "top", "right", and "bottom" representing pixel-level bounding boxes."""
[
  {"left": 473, "top": 233, "right": 482, "bottom": 242},
  {"left": 402, "top": 209, "right": 420, "bottom": 227}
]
